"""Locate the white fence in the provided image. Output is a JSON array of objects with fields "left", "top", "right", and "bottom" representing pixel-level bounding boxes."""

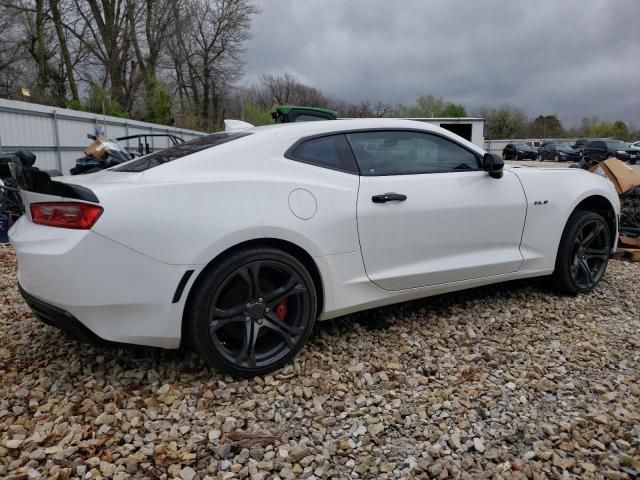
[
  {"left": 0, "top": 99, "right": 206, "bottom": 174},
  {"left": 484, "top": 138, "right": 580, "bottom": 156}
]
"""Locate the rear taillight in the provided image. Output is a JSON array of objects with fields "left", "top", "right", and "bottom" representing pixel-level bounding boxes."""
[{"left": 30, "top": 202, "right": 103, "bottom": 229}]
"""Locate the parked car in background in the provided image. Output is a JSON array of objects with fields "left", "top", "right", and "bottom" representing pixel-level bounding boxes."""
[
  {"left": 502, "top": 142, "right": 538, "bottom": 160},
  {"left": 539, "top": 143, "right": 581, "bottom": 162},
  {"left": 630, "top": 140, "right": 640, "bottom": 151},
  {"left": 571, "top": 139, "right": 589, "bottom": 151},
  {"left": 582, "top": 139, "right": 638, "bottom": 164}
]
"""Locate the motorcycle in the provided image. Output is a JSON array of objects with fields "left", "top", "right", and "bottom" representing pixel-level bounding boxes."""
[
  {"left": 70, "top": 133, "right": 185, "bottom": 175},
  {"left": 70, "top": 135, "right": 134, "bottom": 175},
  {"left": 0, "top": 150, "right": 38, "bottom": 241}
]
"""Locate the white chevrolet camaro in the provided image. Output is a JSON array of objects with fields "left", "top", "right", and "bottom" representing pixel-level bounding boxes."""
[{"left": 10, "top": 119, "right": 619, "bottom": 376}]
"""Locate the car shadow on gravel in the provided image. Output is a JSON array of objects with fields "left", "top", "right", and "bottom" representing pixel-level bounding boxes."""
[
  {"left": 2, "top": 274, "right": 568, "bottom": 381},
  {"left": 316, "top": 276, "right": 552, "bottom": 334}
]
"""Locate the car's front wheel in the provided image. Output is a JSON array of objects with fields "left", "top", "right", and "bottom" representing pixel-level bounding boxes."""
[
  {"left": 552, "top": 210, "right": 611, "bottom": 294},
  {"left": 186, "top": 247, "right": 317, "bottom": 377}
]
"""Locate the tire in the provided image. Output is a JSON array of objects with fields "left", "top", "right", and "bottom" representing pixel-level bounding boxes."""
[
  {"left": 186, "top": 247, "right": 317, "bottom": 377},
  {"left": 551, "top": 210, "right": 611, "bottom": 294},
  {"left": 620, "top": 192, "right": 640, "bottom": 232}
]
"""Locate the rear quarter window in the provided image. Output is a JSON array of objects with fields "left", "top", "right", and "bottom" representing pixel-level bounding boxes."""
[{"left": 113, "top": 132, "right": 252, "bottom": 172}]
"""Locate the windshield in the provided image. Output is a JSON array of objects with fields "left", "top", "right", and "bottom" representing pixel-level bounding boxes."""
[
  {"left": 556, "top": 144, "right": 574, "bottom": 152},
  {"left": 515, "top": 143, "right": 532, "bottom": 150},
  {"left": 607, "top": 141, "right": 628, "bottom": 149},
  {"left": 113, "top": 132, "right": 252, "bottom": 172}
]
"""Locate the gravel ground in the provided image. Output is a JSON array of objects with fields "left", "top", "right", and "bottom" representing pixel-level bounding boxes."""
[{"left": 1, "top": 245, "right": 639, "bottom": 479}]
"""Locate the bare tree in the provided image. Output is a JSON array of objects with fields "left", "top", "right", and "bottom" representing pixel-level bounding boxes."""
[
  {"left": 1, "top": 0, "right": 259, "bottom": 127},
  {"left": 0, "top": 2, "right": 33, "bottom": 97},
  {"left": 259, "top": 73, "right": 328, "bottom": 109},
  {"left": 49, "top": 0, "right": 79, "bottom": 101},
  {"left": 167, "top": 0, "right": 258, "bottom": 129}
]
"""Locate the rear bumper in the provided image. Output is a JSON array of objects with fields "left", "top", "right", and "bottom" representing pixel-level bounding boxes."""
[
  {"left": 19, "top": 283, "right": 117, "bottom": 347},
  {"left": 10, "top": 217, "right": 195, "bottom": 348}
]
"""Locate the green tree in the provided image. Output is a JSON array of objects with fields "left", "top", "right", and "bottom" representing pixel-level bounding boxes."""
[
  {"left": 66, "top": 83, "right": 128, "bottom": 118},
  {"left": 440, "top": 102, "right": 467, "bottom": 117},
  {"left": 528, "top": 115, "right": 564, "bottom": 138},
  {"left": 143, "top": 77, "right": 172, "bottom": 125},
  {"left": 242, "top": 103, "right": 273, "bottom": 126},
  {"left": 480, "top": 105, "right": 528, "bottom": 139},
  {"left": 577, "top": 117, "right": 632, "bottom": 141},
  {"left": 611, "top": 121, "right": 630, "bottom": 141},
  {"left": 393, "top": 95, "right": 467, "bottom": 118}
]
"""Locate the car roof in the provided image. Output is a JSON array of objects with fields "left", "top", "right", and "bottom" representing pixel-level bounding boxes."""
[
  {"left": 245, "top": 118, "right": 448, "bottom": 137},
  {"left": 244, "top": 118, "right": 485, "bottom": 155}
]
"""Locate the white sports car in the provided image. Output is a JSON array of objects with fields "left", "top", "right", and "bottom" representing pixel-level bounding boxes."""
[{"left": 10, "top": 119, "right": 619, "bottom": 376}]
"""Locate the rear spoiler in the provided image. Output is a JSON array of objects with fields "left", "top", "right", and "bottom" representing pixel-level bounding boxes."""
[
  {"left": 9, "top": 160, "right": 99, "bottom": 204},
  {"left": 224, "top": 119, "right": 254, "bottom": 132}
]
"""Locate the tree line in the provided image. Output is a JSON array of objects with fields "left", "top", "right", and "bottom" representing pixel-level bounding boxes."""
[
  {"left": 1, "top": 0, "right": 259, "bottom": 130},
  {"left": 0, "top": 1, "right": 636, "bottom": 140}
]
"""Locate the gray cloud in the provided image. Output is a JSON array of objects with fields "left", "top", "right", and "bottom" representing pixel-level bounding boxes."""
[{"left": 243, "top": 0, "right": 640, "bottom": 127}]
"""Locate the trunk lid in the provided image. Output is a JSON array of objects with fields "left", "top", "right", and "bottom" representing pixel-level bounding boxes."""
[{"left": 10, "top": 162, "right": 141, "bottom": 219}]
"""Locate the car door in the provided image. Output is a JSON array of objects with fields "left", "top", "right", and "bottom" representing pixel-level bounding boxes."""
[
  {"left": 349, "top": 130, "right": 527, "bottom": 291},
  {"left": 589, "top": 141, "right": 604, "bottom": 160}
]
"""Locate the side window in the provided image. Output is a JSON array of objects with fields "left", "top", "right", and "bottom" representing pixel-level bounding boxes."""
[
  {"left": 287, "top": 134, "right": 358, "bottom": 173},
  {"left": 294, "top": 136, "right": 340, "bottom": 165},
  {"left": 346, "top": 131, "right": 479, "bottom": 176}
]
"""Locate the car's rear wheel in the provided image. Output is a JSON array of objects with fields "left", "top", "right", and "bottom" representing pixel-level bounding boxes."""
[
  {"left": 552, "top": 210, "right": 611, "bottom": 294},
  {"left": 186, "top": 247, "right": 317, "bottom": 377}
]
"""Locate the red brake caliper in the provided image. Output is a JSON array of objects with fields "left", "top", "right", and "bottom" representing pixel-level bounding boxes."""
[{"left": 275, "top": 299, "right": 288, "bottom": 321}]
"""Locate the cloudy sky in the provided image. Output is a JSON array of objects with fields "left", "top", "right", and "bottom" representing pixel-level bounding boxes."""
[{"left": 243, "top": 0, "right": 640, "bottom": 127}]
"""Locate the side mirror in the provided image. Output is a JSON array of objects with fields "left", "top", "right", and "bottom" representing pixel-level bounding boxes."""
[{"left": 483, "top": 153, "right": 504, "bottom": 179}]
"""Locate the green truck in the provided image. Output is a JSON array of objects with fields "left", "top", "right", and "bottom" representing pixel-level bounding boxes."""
[{"left": 271, "top": 105, "right": 338, "bottom": 123}]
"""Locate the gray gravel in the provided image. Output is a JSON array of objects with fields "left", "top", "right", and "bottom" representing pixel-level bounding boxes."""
[{"left": 1, "top": 245, "right": 639, "bottom": 479}]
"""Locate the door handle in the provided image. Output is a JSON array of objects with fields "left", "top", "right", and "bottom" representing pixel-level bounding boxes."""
[{"left": 371, "top": 193, "right": 407, "bottom": 203}]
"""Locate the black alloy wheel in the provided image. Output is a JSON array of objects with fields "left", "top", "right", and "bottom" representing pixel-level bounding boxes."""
[
  {"left": 569, "top": 219, "right": 610, "bottom": 290},
  {"left": 187, "top": 248, "right": 317, "bottom": 376},
  {"left": 552, "top": 210, "right": 611, "bottom": 294}
]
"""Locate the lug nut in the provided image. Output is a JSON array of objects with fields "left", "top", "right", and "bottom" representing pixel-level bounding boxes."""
[
  {"left": 265, "top": 307, "right": 270, "bottom": 313},
  {"left": 257, "top": 319, "right": 263, "bottom": 325}
]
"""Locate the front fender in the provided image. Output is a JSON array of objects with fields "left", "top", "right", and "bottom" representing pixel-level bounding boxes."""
[{"left": 511, "top": 167, "right": 619, "bottom": 271}]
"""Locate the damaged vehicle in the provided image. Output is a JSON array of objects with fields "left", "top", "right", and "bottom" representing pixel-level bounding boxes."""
[{"left": 9, "top": 119, "right": 619, "bottom": 376}]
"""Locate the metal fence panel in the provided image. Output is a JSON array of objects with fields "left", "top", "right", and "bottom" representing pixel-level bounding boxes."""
[{"left": 0, "top": 99, "right": 206, "bottom": 173}]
